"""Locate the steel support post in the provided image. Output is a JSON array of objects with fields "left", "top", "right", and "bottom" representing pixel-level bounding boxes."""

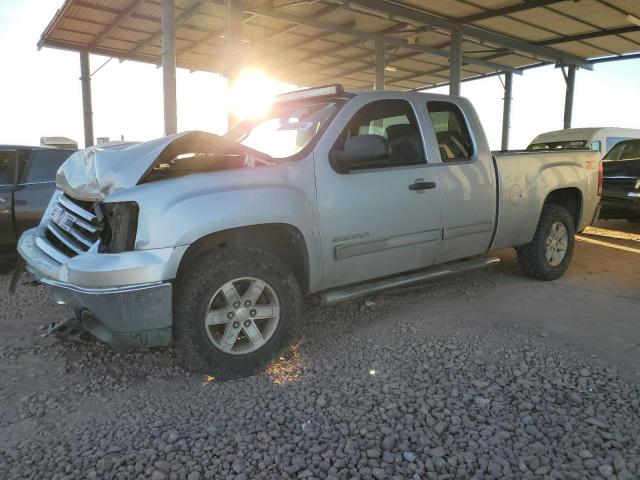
[
  {"left": 501, "top": 72, "right": 513, "bottom": 151},
  {"left": 374, "top": 39, "right": 385, "bottom": 91},
  {"left": 563, "top": 65, "right": 576, "bottom": 129},
  {"left": 162, "top": 0, "right": 177, "bottom": 135},
  {"left": 449, "top": 31, "right": 463, "bottom": 96},
  {"left": 79, "top": 51, "right": 94, "bottom": 148},
  {"left": 225, "top": 0, "right": 243, "bottom": 128}
]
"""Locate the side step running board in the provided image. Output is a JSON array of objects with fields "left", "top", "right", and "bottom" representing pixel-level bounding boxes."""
[{"left": 320, "top": 256, "right": 500, "bottom": 305}]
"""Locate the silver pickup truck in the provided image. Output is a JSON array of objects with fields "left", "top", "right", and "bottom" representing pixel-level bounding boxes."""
[{"left": 17, "top": 85, "right": 601, "bottom": 376}]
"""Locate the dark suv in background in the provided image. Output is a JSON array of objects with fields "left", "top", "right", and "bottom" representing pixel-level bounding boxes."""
[
  {"left": 600, "top": 139, "right": 640, "bottom": 224},
  {"left": 0, "top": 145, "right": 75, "bottom": 271}
]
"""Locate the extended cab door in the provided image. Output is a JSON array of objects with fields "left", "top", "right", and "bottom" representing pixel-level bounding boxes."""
[
  {"left": 14, "top": 149, "right": 73, "bottom": 236},
  {"left": 314, "top": 95, "right": 442, "bottom": 289},
  {"left": 0, "top": 150, "right": 18, "bottom": 254},
  {"left": 423, "top": 99, "right": 497, "bottom": 262}
]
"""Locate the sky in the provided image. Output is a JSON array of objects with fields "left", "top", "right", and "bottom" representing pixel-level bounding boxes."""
[{"left": 1, "top": 0, "right": 639, "bottom": 150}]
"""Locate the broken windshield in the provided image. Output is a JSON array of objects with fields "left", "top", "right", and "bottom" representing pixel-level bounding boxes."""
[{"left": 225, "top": 101, "right": 341, "bottom": 159}]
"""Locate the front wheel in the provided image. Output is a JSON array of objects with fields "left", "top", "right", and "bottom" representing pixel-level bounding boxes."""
[
  {"left": 173, "top": 247, "right": 302, "bottom": 378},
  {"left": 516, "top": 205, "right": 575, "bottom": 281}
]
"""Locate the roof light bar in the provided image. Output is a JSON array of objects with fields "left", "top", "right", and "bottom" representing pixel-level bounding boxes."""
[{"left": 276, "top": 84, "right": 345, "bottom": 102}]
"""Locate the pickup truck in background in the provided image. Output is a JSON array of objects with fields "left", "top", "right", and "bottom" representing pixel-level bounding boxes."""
[
  {"left": 1, "top": 146, "right": 75, "bottom": 271},
  {"left": 527, "top": 127, "right": 640, "bottom": 157},
  {"left": 17, "top": 86, "right": 602, "bottom": 377},
  {"left": 599, "top": 138, "right": 640, "bottom": 223}
]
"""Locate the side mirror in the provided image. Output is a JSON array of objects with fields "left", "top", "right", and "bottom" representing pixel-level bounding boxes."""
[{"left": 330, "top": 134, "right": 388, "bottom": 173}]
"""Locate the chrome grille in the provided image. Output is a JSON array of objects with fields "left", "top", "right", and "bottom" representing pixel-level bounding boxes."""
[{"left": 43, "top": 194, "right": 101, "bottom": 261}]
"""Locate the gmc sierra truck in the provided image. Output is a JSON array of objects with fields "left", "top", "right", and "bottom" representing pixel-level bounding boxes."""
[{"left": 16, "top": 86, "right": 602, "bottom": 377}]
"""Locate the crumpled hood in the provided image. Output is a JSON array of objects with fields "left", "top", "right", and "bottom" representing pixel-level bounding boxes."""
[{"left": 56, "top": 131, "right": 264, "bottom": 201}]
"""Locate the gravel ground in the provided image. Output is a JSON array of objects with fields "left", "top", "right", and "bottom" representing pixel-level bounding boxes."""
[{"left": 1, "top": 220, "right": 639, "bottom": 480}]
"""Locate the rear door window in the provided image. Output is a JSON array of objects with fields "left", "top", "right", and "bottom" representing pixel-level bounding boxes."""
[
  {"left": 21, "top": 149, "right": 73, "bottom": 184},
  {"left": 426, "top": 101, "right": 474, "bottom": 162}
]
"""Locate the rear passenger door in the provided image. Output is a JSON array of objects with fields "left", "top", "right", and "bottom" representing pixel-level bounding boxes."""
[
  {"left": 14, "top": 149, "right": 73, "bottom": 236},
  {"left": 425, "top": 100, "right": 496, "bottom": 262}
]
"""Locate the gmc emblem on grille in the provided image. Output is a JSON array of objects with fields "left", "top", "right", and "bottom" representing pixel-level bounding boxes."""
[{"left": 50, "top": 206, "right": 76, "bottom": 232}]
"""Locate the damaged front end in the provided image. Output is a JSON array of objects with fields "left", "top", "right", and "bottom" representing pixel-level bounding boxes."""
[
  {"left": 19, "top": 131, "right": 273, "bottom": 347},
  {"left": 56, "top": 131, "right": 272, "bottom": 201}
]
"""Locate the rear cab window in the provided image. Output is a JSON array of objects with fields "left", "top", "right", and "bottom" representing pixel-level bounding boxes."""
[{"left": 426, "top": 101, "right": 474, "bottom": 162}]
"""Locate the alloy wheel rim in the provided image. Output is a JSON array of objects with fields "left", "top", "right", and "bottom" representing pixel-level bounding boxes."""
[
  {"left": 545, "top": 221, "right": 568, "bottom": 267},
  {"left": 204, "top": 276, "right": 280, "bottom": 355}
]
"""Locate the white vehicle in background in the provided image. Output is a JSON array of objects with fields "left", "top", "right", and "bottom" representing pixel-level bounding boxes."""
[
  {"left": 527, "top": 127, "right": 640, "bottom": 157},
  {"left": 40, "top": 137, "right": 78, "bottom": 150}
]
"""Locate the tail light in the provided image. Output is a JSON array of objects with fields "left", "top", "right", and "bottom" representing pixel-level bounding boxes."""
[{"left": 597, "top": 160, "right": 603, "bottom": 196}]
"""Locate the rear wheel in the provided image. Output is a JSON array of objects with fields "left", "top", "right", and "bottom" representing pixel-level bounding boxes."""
[
  {"left": 173, "top": 247, "right": 301, "bottom": 378},
  {"left": 516, "top": 205, "right": 575, "bottom": 281}
]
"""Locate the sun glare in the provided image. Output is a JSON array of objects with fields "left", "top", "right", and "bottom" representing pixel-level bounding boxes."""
[{"left": 228, "top": 69, "right": 279, "bottom": 121}]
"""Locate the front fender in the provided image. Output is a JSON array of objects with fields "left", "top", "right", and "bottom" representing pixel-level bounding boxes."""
[{"left": 104, "top": 158, "right": 323, "bottom": 291}]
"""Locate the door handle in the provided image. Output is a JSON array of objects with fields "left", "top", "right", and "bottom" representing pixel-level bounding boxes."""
[
  {"left": 0, "top": 196, "right": 7, "bottom": 203},
  {"left": 408, "top": 180, "right": 436, "bottom": 191}
]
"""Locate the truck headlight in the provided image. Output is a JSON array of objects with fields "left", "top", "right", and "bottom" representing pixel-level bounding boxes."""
[{"left": 99, "top": 202, "right": 139, "bottom": 253}]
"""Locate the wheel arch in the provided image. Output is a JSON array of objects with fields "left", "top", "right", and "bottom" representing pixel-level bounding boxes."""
[
  {"left": 542, "top": 187, "right": 583, "bottom": 230},
  {"left": 176, "top": 224, "right": 311, "bottom": 294}
]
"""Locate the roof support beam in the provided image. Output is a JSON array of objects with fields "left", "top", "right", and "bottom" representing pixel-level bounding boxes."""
[
  {"left": 79, "top": 52, "right": 94, "bottom": 148},
  {"left": 225, "top": 0, "right": 242, "bottom": 128},
  {"left": 178, "top": 12, "right": 256, "bottom": 56},
  {"left": 162, "top": 0, "right": 177, "bottom": 135},
  {"left": 374, "top": 39, "right": 385, "bottom": 90},
  {"left": 501, "top": 72, "right": 513, "bottom": 151},
  {"left": 459, "top": 0, "right": 568, "bottom": 23},
  {"left": 449, "top": 31, "right": 462, "bottom": 96},
  {"left": 134, "top": 0, "right": 207, "bottom": 55},
  {"left": 228, "top": 0, "right": 515, "bottom": 72},
  {"left": 344, "top": 0, "right": 593, "bottom": 69},
  {"left": 563, "top": 65, "right": 576, "bottom": 129}
]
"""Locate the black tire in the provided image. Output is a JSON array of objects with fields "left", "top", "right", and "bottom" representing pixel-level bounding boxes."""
[
  {"left": 173, "top": 247, "right": 302, "bottom": 378},
  {"left": 516, "top": 205, "right": 575, "bottom": 281}
]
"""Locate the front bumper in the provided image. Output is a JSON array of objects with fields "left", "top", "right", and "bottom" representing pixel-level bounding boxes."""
[{"left": 18, "top": 229, "right": 180, "bottom": 347}]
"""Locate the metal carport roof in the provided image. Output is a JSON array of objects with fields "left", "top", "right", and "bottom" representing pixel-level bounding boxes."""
[{"left": 39, "top": 0, "right": 640, "bottom": 91}]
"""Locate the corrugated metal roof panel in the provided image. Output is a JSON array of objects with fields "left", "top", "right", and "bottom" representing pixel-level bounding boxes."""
[
  {"left": 473, "top": 16, "right": 551, "bottom": 42},
  {"left": 39, "top": 0, "right": 640, "bottom": 87}
]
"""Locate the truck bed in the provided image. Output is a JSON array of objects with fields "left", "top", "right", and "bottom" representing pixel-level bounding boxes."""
[{"left": 490, "top": 149, "right": 601, "bottom": 250}]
